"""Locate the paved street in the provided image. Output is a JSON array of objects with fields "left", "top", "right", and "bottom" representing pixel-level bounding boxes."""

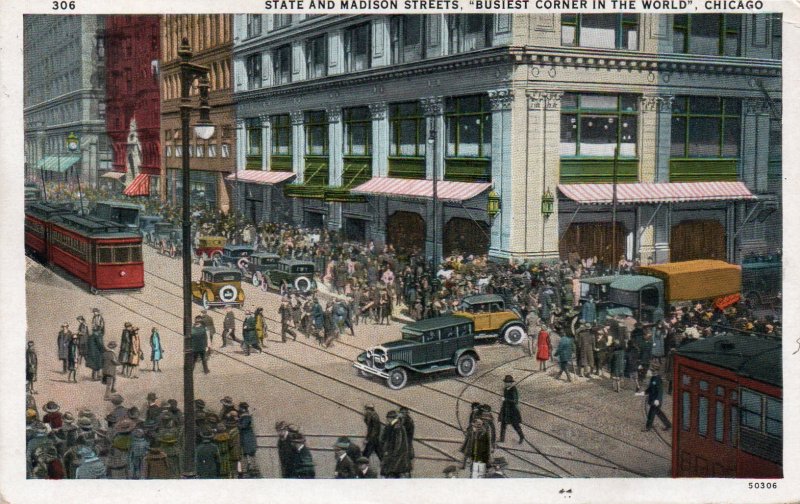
[{"left": 26, "top": 246, "right": 672, "bottom": 478}]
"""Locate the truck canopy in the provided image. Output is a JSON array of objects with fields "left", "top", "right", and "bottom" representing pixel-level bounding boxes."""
[{"left": 639, "top": 260, "right": 741, "bottom": 302}]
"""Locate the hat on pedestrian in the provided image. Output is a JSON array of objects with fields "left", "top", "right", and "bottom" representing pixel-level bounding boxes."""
[
  {"left": 107, "top": 341, "right": 118, "bottom": 349},
  {"left": 491, "top": 457, "right": 508, "bottom": 468},
  {"left": 275, "top": 421, "right": 287, "bottom": 431},
  {"left": 386, "top": 410, "right": 398, "bottom": 419},
  {"left": 334, "top": 439, "right": 350, "bottom": 450},
  {"left": 158, "top": 411, "right": 174, "bottom": 423},
  {"left": 63, "top": 412, "right": 75, "bottom": 424},
  {"left": 288, "top": 432, "right": 305, "bottom": 444},
  {"left": 77, "top": 315, "right": 85, "bottom": 322},
  {"left": 77, "top": 417, "right": 93, "bottom": 430},
  {"left": 471, "top": 401, "right": 481, "bottom": 410},
  {"left": 27, "top": 341, "right": 34, "bottom": 347},
  {"left": 92, "top": 308, "right": 100, "bottom": 313},
  {"left": 194, "top": 399, "right": 206, "bottom": 409},
  {"left": 206, "top": 413, "right": 220, "bottom": 425},
  {"left": 147, "top": 392, "right": 158, "bottom": 402},
  {"left": 480, "top": 404, "right": 492, "bottom": 413},
  {"left": 76, "top": 445, "right": 96, "bottom": 460},
  {"left": 26, "top": 409, "right": 37, "bottom": 419},
  {"left": 110, "top": 394, "right": 124, "bottom": 406},
  {"left": 364, "top": 403, "right": 375, "bottom": 411},
  {"left": 220, "top": 396, "right": 234, "bottom": 406},
  {"left": 286, "top": 423, "right": 299, "bottom": 434},
  {"left": 356, "top": 456, "right": 370, "bottom": 465},
  {"left": 61, "top": 323, "right": 68, "bottom": 328},
  {"left": 443, "top": 465, "right": 459, "bottom": 475},
  {"left": 199, "top": 428, "right": 214, "bottom": 440},
  {"left": 132, "top": 428, "right": 145, "bottom": 438},
  {"left": 124, "top": 322, "right": 132, "bottom": 327},
  {"left": 128, "top": 407, "right": 141, "bottom": 421},
  {"left": 238, "top": 402, "right": 249, "bottom": 411},
  {"left": 503, "top": 375, "right": 515, "bottom": 384},
  {"left": 201, "top": 310, "right": 208, "bottom": 314},
  {"left": 116, "top": 418, "right": 136, "bottom": 434},
  {"left": 44, "top": 401, "right": 60, "bottom": 413},
  {"left": 167, "top": 398, "right": 178, "bottom": 407}
]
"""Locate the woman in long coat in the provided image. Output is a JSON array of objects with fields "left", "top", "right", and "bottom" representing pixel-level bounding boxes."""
[
  {"left": 254, "top": 308, "right": 265, "bottom": 346},
  {"left": 536, "top": 328, "right": 552, "bottom": 371},
  {"left": 85, "top": 328, "right": 104, "bottom": 381},
  {"left": 128, "top": 327, "right": 141, "bottom": 378},
  {"left": 237, "top": 404, "right": 257, "bottom": 472},
  {"left": 150, "top": 328, "right": 163, "bottom": 372},
  {"left": 118, "top": 324, "right": 132, "bottom": 377},
  {"left": 66, "top": 334, "right": 79, "bottom": 383},
  {"left": 57, "top": 324, "right": 71, "bottom": 373}
]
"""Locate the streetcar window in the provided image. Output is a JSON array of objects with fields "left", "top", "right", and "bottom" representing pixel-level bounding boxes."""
[
  {"left": 715, "top": 401, "right": 724, "bottom": 442},
  {"left": 698, "top": 396, "right": 709, "bottom": 437},
  {"left": 740, "top": 389, "right": 762, "bottom": 431},
  {"left": 114, "top": 247, "right": 130, "bottom": 263},
  {"left": 130, "top": 247, "right": 142, "bottom": 262},
  {"left": 681, "top": 391, "right": 691, "bottom": 431},
  {"left": 730, "top": 405, "right": 738, "bottom": 447},
  {"left": 115, "top": 208, "right": 139, "bottom": 226},
  {"left": 766, "top": 397, "right": 782, "bottom": 438},
  {"left": 699, "top": 380, "right": 708, "bottom": 392},
  {"left": 716, "top": 386, "right": 724, "bottom": 397},
  {"left": 682, "top": 374, "right": 691, "bottom": 386},
  {"left": 98, "top": 247, "right": 113, "bottom": 263}
]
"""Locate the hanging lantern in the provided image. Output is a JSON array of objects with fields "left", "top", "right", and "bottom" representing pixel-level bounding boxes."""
[
  {"left": 541, "top": 187, "right": 554, "bottom": 217},
  {"left": 487, "top": 189, "right": 501, "bottom": 218}
]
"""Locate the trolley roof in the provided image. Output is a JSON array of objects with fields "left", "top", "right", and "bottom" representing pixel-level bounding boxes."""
[
  {"left": 54, "top": 213, "right": 141, "bottom": 239},
  {"left": 25, "top": 201, "right": 75, "bottom": 219},
  {"left": 676, "top": 334, "right": 781, "bottom": 388}
]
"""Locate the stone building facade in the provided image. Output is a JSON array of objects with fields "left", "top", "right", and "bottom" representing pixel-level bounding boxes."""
[
  {"left": 24, "top": 15, "right": 110, "bottom": 186},
  {"left": 231, "top": 14, "right": 781, "bottom": 264},
  {"left": 160, "top": 15, "right": 235, "bottom": 211}
]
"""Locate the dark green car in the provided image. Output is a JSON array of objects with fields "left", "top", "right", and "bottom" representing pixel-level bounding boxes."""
[
  {"left": 264, "top": 259, "right": 317, "bottom": 293},
  {"left": 354, "top": 315, "right": 479, "bottom": 390}
]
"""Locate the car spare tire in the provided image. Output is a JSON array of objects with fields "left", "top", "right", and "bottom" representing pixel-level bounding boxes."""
[
  {"left": 219, "top": 285, "right": 238, "bottom": 304},
  {"left": 294, "top": 276, "right": 311, "bottom": 292}
]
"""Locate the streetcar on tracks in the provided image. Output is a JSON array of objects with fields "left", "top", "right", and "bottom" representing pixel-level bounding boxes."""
[{"left": 25, "top": 204, "right": 144, "bottom": 293}]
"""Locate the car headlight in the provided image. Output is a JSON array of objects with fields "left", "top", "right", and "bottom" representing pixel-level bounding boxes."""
[
  {"left": 366, "top": 351, "right": 372, "bottom": 359},
  {"left": 377, "top": 354, "right": 387, "bottom": 363}
]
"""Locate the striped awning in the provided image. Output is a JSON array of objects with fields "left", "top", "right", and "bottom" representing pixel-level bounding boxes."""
[
  {"left": 35, "top": 155, "right": 81, "bottom": 173},
  {"left": 123, "top": 173, "right": 151, "bottom": 197},
  {"left": 100, "top": 171, "right": 126, "bottom": 180},
  {"left": 557, "top": 182, "right": 756, "bottom": 205},
  {"left": 225, "top": 170, "right": 296, "bottom": 185},
  {"left": 352, "top": 177, "right": 492, "bottom": 202}
]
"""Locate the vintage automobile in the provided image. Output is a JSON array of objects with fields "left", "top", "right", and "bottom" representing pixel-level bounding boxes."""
[
  {"left": 149, "top": 221, "right": 182, "bottom": 257},
  {"left": 191, "top": 267, "right": 245, "bottom": 310},
  {"left": 217, "top": 244, "right": 257, "bottom": 268},
  {"left": 264, "top": 259, "right": 316, "bottom": 293},
  {"left": 239, "top": 252, "right": 281, "bottom": 287},
  {"left": 138, "top": 215, "right": 163, "bottom": 241},
  {"left": 451, "top": 294, "right": 527, "bottom": 345},
  {"left": 194, "top": 235, "right": 227, "bottom": 262},
  {"left": 354, "top": 315, "right": 479, "bottom": 390}
]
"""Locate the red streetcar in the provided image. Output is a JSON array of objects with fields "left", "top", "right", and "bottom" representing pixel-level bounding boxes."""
[
  {"left": 25, "top": 204, "right": 144, "bottom": 293},
  {"left": 672, "top": 334, "right": 781, "bottom": 478},
  {"left": 24, "top": 202, "right": 74, "bottom": 261}
]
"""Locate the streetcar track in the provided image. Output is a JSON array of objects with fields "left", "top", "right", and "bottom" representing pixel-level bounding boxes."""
[{"left": 139, "top": 267, "right": 657, "bottom": 476}]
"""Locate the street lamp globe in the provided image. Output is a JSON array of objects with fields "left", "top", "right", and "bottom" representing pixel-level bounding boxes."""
[{"left": 194, "top": 122, "right": 215, "bottom": 140}]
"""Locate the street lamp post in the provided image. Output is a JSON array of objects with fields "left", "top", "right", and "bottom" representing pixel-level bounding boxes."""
[
  {"left": 428, "top": 127, "right": 438, "bottom": 266},
  {"left": 178, "top": 37, "right": 213, "bottom": 477}
]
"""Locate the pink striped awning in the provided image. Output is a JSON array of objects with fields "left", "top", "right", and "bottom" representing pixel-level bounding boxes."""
[
  {"left": 225, "top": 170, "right": 296, "bottom": 185},
  {"left": 122, "top": 173, "right": 150, "bottom": 197},
  {"left": 557, "top": 182, "right": 756, "bottom": 205},
  {"left": 352, "top": 177, "right": 491, "bottom": 202}
]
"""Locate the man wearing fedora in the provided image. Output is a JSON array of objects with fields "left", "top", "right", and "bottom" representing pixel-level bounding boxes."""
[
  {"left": 26, "top": 341, "right": 38, "bottom": 395},
  {"left": 275, "top": 421, "right": 293, "bottom": 478},
  {"left": 499, "top": 375, "right": 525, "bottom": 445},
  {"left": 144, "top": 392, "right": 160, "bottom": 424},
  {"left": 107, "top": 418, "right": 135, "bottom": 479},
  {"left": 191, "top": 315, "right": 211, "bottom": 373},
  {"left": 333, "top": 438, "right": 356, "bottom": 478},
  {"left": 355, "top": 456, "right": 377, "bottom": 478},
  {"left": 74, "top": 446, "right": 107, "bottom": 479},
  {"left": 195, "top": 428, "right": 221, "bottom": 478},
  {"left": 237, "top": 403, "right": 257, "bottom": 474},
  {"left": 287, "top": 432, "right": 315, "bottom": 478},
  {"left": 57, "top": 322, "right": 72, "bottom": 373},
  {"left": 102, "top": 341, "right": 121, "bottom": 399},
  {"left": 362, "top": 403, "right": 382, "bottom": 462},
  {"left": 380, "top": 410, "right": 410, "bottom": 478},
  {"left": 91, "top": 308, "right": 105, "bottom": 338},
  {"left": 76, "top": 315, "right": 89, "bottom": 366},
  {"left": 43, "top": 401, "right": 63, "bottom": 429}
]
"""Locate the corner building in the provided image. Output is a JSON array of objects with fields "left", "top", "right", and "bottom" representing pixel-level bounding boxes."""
[{"left": 232, "top": 14, "right": 781, "bottom": 264}]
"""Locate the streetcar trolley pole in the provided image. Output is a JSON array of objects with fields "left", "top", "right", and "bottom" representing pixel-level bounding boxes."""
[{"left": 178, "top": 37, "right": 215, "bottom": 477}]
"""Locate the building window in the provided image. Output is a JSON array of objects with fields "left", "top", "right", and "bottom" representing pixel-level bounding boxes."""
[
  {"left": 175, "top": 146, "right": 182, "bottom": 157},
  {"left": 246, "top": 15, "right": 262, "bottom": 38},
  {"left": 273, "top": 45, "right": 292, "bottom": 85},
  {"left": 344, "top": 23, "right": 371, "bottom": 72},
  {"left": 682, "top": 391, "right": 691, "bottom": 431},
  {"left": 673, "top": 14, "right": 741, "bottom": 56},
  {"left": 305, "top": 35, "right": 327, "bottom": 79},
  {"left": 305, "top": 110, "right": 328, "bottom": 156},
  {"left": 271, "top": 114, "right": 292, "bottom": 156},
  {"left": 390, "top": 102, "right": 426, "bottom": 157},
  {"left": 272, "top": 14, "right": 292, "bottom": 30},
  {"left": 446, "top": 95, "right": 491, "bottom": 159},
  {"left": 165, "top": 145, "right": 172, "bottom": 157},
  {"left": 391, "top": 15, "right": 425, "bottom": 64},
  {"left": 448, "top": 14, "right": 492, "bottom": 54},
  {"left": 246, "top": 53, "right": 262, "bottom": 90},
  {"left": 196, "top": 145, "right": 204, "bottom": 158},
  {"left": 344, "top": 107, "right": 371, "bottom": 156},
  {"left": 561, "top": 14, "right": 639, "bottom": 50},
  {"left": 246, "top": 118, "right": 262, "bottom": 156},
  {"left": 560, "top": 93, "right": 638, "bottom": 157},
  {"left": 772, "top": 13, "right": 782, "bottom": 59},
  {"left": 730, "top": 405, "right": 738, "bottom": 447},
  {"left": 221, "top": 144, "right": 230, "bottom": 158},
  {"left": 208, "top": 144, "right": 217, "bottom": 157},
  {"left": 671, "top": 97, "right": 741, "bottom": 159}
]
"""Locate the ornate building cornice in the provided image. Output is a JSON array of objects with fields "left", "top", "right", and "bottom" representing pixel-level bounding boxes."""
[
  {"left": 527, "top": 91, "right": 563, "bottom": 111},
  {"left": 420, "top": 96, "right": 443, "bottom": 117},
  {"left": 368, "top": 102, "right": 388, "bottom": 120},
  {"left": 488, "top": 89, "right": 514, "bottom": 111}
]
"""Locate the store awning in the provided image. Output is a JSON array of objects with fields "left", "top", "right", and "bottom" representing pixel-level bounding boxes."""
[
  {"left": 225, "top": 170, "right": 296, "bottom": 185},
  {"left": 35, "top": 155, "right": 81, "bottom": 173},
  {"left": 100, "top": 171, "right": 126, "bottom": 180},
  {"left": 557, "top": 181, "right": 756, "bottom": 205},
  {"left": 123, "top": 173, "right": 151, "bottom": 197},
  {"left": 352, "top": 177, "right": 492, "bottom": 202}
]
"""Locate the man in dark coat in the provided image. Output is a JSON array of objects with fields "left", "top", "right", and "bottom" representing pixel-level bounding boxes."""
[
  {"left": 461, "top": 418, "right": 492, "bottom": 468},
  {"left": 362, "top": 404, "right": 382, "bottom": 461},
  {"left": 26, "top": 341, "right": 38, "bottom": 394},
  {"left": 67, "top": 332, "right": 79, "bottom": 383},
  {"left": 118, "top": 323, "right": 133, "bottom": 377},
  {"left": 191, "top": 316, "right": 210, "bottom": 373},
  {"left": 554, "top": 335, "right": 575, "bottom": 382},
  {"left": 643, "top": 375, "right": 672, "bottom": 432},
  {"left": 86, "top": 326, "right": 104, "bottom": 381},
  {"left": 242, "top": 311, "right": 261, "bottom": 355},
  {"left": 237, "top": 403, "right": 257, "bottom": 473},
  {"left": 57, "top": 323, "right": 72, "bottom": 373},
  {"left": 333, "top": 439, "right": 356, "bottom": 478},
  {"left": 287, "top": 433, "right": 315, "bottom": 478},
  {"left": 355, "top": 456, "right": 377, "bottom": 478},
  {"left": 398, "top": 406, "right": 415, "bottom": 473},
  {"left": 275, "top": 421, "right": 293, "bottom": 477},
  {"left": 380, "top": 410, "right": 410, "bottom": 478},
  {"left": 200, "top": 310, "right": 216, "bottom": 346},
  {"left": 91, "top": 308, "right": 105, "bottom": 338},
  {"left": 195, "top": 428, "right": 221, "bottom": 478},
  {"left": 499, "top": 375, "right": 524, "bottom": 444},
  {"left": 221, "top": 306, "right": 237, "bottom": 347},
  {"left": 279, "top": 299, "right": 297, "bottom": 343},
  {"left": 76, "top": 315, "right": 89, "bottom": 366},
  {"left": 575, "top": 324, "right": 595, "bottom": 378},
  {"left": 102, "top": 341, "right": 120, "bottom": 399}
]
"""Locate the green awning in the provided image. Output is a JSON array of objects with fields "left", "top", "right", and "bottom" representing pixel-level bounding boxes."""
[{"left": 35, "top": 155, "right": 81, "bottom": 172}]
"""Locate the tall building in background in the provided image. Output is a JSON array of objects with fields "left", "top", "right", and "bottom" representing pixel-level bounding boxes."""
[
  {"left": 24, "top": 15, "right": 109, "bottom": 186},
  {"left": 104, "top": 15, "right": 162, "bottom": 197},
  {"left": 231, "top": 14, "right": 781, "bottom": 264},
  {"left": 160, "top": 15, "right": 235, "bottom": 211}
]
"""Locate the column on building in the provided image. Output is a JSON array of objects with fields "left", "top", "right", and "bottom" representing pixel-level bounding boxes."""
[
  {"left": 521, "top": 90, "right": 562, "bottom": 261},
  {"left": 290, "top": 110, "right": 306, "bottom": 223},
  {"left": 233, "top": 118, "right": 246, "bottom": 213},
  {"left": 487, "top": 89, "right": 514, "bottom": 257},
  {"left": 369, "top": 102, "right": 389, "bottom": 178},
  {"left": 327, "top": 30, "right": 344, "bottom": 76},
  {"left": 261, "top": 114, "right": 272, "bottom": 220},
  {"left": 737, "top": 98, "right": 771, "bottom": 258},
  {"left": 327, "top": 107, "right": 343, "bottom": 230},
  {"left": 421, "top": 96, "right": 444, "bottom": 261}
]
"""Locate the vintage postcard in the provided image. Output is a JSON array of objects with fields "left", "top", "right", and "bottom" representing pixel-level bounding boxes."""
[{"left": 1, "top": 1, "right": 797, "bottom": 503}]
